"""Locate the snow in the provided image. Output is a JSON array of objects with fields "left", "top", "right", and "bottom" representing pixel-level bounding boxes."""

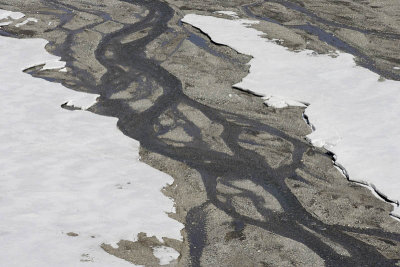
[
  {"left": 16, "top": 17, "right": 38, "bottom": 27},
  {"left": 153, "top": 246, "right": 180, "bottom": 265},
  {"left": 63, "top": 94, "right": 99, "bottom": 110},
  {"left": 0, "top": 10, "right": 37, "bottom": 29},
  {"left": 0, "top": 8, "right": 24, "bottom": 20},
  {"left": 0, "top": 32, "right": 182, "bottom": 266},
  {"left": 215, "top": 11, "right": 239, "bottom": 18},
  {"left": 182, "top": 14, "right": 400, "bottom": 217},
  {"left": 0, "top": 8, "right": 25, "bottom": 27},
  {"left": 42, "top": 60, "right": 66, "bottom": 70},
  {"left": 0, "top": 21, "right": 11, "bottom": 26}
]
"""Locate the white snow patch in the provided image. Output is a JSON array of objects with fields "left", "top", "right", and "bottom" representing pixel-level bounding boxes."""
[
  {"left": 182, "top": 14, "right": 400, "bottom": 217},
  {"left": 153, "top": 246, "right": 180, "bottom": 265},
  {"left": 0, "top": 21, "right": 11, "bottom": 26},
  {"left": 264, "top": 96, "right": 306, "bottom": 108},
  {"left": 0, "top": 8, "right": 25, "bottom": 27},
  {"left": 64, "top": 94, "right": 98, "bottom": 110},
  {"left": 16, "top": 17, "right": 38, "bottom": 27},
  {"left": 215, "top": 11, "right": 239, "bottom": 18},
  {"left": 0, "top": 8, "right": 24, "bottom": 20},
  {"left": 0, "top": 33, "right": 182, "bottom": 266},
  {"left": 42, "top": 59, "right": 66, "bottom": 70}
]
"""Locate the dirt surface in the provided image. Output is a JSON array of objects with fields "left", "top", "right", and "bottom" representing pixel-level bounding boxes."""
[{"left": 1, "top": 0, "right": 400, "bottom": 266}]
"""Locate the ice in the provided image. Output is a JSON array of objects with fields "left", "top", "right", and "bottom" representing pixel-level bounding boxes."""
[{"left": 182, "top": 14, "right": 400, "bottom": 218}]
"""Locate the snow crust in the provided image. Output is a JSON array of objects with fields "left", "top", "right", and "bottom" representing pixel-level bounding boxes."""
[
  {"left": 182, "top": 14, "right": 400, "bottom": 217},
  {"left": 0, "top": 35, "right": 182, "bottom": 266}
]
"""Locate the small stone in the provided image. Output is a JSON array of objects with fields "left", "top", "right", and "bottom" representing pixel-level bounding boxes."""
[{"left": 66, "top": 232, "right": 79, "bottom": 237}]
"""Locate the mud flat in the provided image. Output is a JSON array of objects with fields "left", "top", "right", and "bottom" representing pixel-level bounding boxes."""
[{"left": 1, "top": 0, "right": 400, "bottom": 266}]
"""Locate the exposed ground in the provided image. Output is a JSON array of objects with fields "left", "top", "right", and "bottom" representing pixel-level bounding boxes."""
[{"left": 1, "top": 0, "right": 400, "bottom": 266}]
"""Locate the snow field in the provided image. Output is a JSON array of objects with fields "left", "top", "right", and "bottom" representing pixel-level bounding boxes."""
[{"left": 0, "top": 25, "right": 182, "bottom": 267}]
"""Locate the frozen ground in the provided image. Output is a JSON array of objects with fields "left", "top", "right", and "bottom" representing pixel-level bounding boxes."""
[
  {"left": 0, "top": 16, "right": 182, "bottom": 267},
  {"left": 182, "top": 14, "right": 400, "bottom": 217}
]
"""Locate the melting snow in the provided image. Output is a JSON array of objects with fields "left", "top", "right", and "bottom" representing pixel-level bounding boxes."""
[
  {"left": 182, "top": 14, "right": 400, "bottom": 217},
  {"left": 16, "top": 17, "right": 38, "bottom": 27},
  {"left": 153, "top": 246, "right": 180, "bottom": 265},
  {"left": 215, "top": 11, "right": 239, "bottom": 18},
  {"left": 0, "top": 21, "right": 11, "bottom": 26},
  {"left": 41, "top": 59, "right": 66, "bottom": 70},
  {"left": 0, "top": 8, "right": 24, "bottom": 20},
  {"left": 0, "top": 30, "right": 182, "bottom": 267},
  {"left": 0, "top": 8, "right": 25, "bottom": 27}
]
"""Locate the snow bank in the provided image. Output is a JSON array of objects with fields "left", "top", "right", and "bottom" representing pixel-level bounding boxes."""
[
  {"left": 182, "top": 14, "right": 400, "bottom": 217},
  {"left": 0, "top": 35, "right": 182, "bottom": 266}
]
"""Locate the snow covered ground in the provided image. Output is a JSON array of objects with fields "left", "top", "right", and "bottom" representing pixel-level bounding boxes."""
[
  {"left": 214, "top": 11, "right": 239, "bottom": 18},
  {"left": 182, "top": 14, "right": 400, "bottom": 217},
  {"left": 0, "top": 11, "right": 182, "bottom": 267},
  {"left": 0, "top": 8, "right": 24, "bottom": 20},
  {"left": 0, "top": 8, "right": 24, "bottom": 26}
]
